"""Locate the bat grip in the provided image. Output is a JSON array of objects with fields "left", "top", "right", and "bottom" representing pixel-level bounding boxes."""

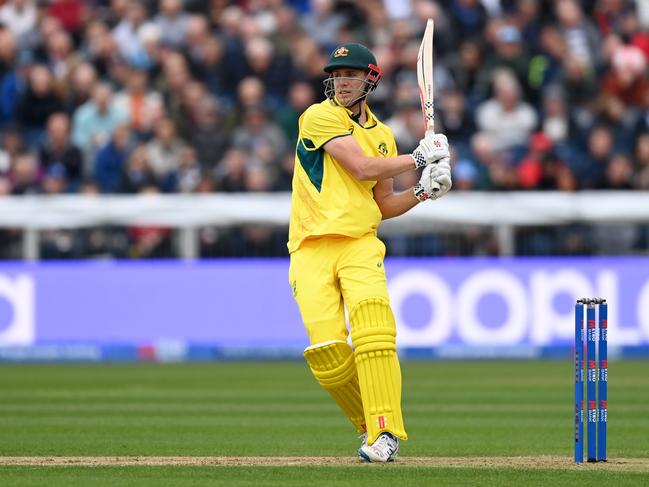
[{"left": 425, "top": 129, "right": 441, "bottom": 192}]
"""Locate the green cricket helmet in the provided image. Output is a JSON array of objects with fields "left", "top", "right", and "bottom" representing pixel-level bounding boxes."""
[{"left": 323, "top": 43, "right": 382, "bottom": 104}]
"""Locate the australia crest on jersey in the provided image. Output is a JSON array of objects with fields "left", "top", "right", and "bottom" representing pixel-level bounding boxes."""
[{"left": 333, "top": 46, "right": 349, "bottom": 58}]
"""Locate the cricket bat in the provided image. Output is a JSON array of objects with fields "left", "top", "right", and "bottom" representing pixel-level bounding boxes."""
[{"left": 417, "top": 19, "right": 440, "bottom": 192}]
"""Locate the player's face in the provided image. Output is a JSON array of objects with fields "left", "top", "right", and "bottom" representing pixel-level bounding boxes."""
[{"left": 331, "top": 68, "right": 367, "bottom": 106}]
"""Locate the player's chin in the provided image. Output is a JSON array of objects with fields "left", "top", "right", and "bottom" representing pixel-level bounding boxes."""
[{"left": 337, "top": 92, "right": 351, "bottom": 103}]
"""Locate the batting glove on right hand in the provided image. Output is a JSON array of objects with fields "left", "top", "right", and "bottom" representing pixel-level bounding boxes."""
[{"left": 410, "top": 133, "right": 449, "bottom": 169}]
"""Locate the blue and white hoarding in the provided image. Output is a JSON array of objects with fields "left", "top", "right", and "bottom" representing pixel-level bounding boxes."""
[{"left": 0, "top": 258, "right": 648, "bottom": 361}]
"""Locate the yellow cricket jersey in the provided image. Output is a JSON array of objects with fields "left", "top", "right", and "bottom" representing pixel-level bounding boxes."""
[{"left": 287, "top": 98, "right": 398, "bottom": 253}]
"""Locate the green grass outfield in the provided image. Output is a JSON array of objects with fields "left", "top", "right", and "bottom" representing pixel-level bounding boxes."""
[{"left": 1, "top": 361, "right": 648, "bottom": 486}]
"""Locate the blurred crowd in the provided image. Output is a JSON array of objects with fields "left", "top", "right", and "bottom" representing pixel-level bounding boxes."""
[{"left": 0, "top": 0, "right": 648, "bottom": 258}]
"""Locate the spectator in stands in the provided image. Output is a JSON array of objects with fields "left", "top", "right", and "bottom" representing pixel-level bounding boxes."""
[
  {"left": 232, "top": 106, "right": 288, "bottom": 168},
  {"left": 9, "top": 152, "right": 41, "bottom": 195},
  {"left": 0, "top": 0, "right": 37, "bottom": 51},
  {"left": 445, "top": 38, "right": 485, "bottom": 107},
  {"left": 480, "top": 24, "right": 532, "bottom": 99},
  {"left": 146, "top": 117, "right": 183, "bottom": 191},
  {"left": 269, "top": 4, "right": 301, "bottom": 57},
  {"left": 243, "top": 36, "right": 293, "bottom": 108},
  {"left": 579, "top": 125, "right": 616, "bottom": 189},
  {"left": 0, "top": 176, "right": 11, "bottom": 196},
  {"left": 276, "top": 81, "right": 316, "bottom": 146},
  {"left": 17, "top": 65, "right": 64, "bottom": 147},
  {"left": 517, "top": 132, "right": 576, "bottom": 190},
  {"left": 94, "top": 123, "right": 131, "bottom": 193},
  {"left": 274, "top": 151, "right": 295, "bottom": 192},
  {"left": 175, "top": 145, "right": 201, "bottom": 193},
  {"left": 559, "top": 53, "right": 599, "bottom": 143},
  {"left": 600, "top": 44, "right": 649, "bottom": 110},
  {"left": 189, "top": 98, "right": 230, "bottom": 171},
  {"left": 462, "top": 132, "right": 497, "bottom": 190},
  {"left": 634, "top": 89, "right": 649, "bottom": 138},
  {"left": 47, "top": 0, "right": 88, "bottom": 44},
  {"left": 190, "top": 34, "right": 226, "bottom": 100},
  {"left": 113, "top": 0, "right": 154, "bottom": 65},
  {"left": 0, "top": 28, "right": 25, "bottom": 128},
  {"left": 593, "top": 0, "right": 636, "bottom": 37},
  {"left": 448, "top": 0, "right": 488, "bottom": 40},
  {"left": 530, "top": 25, "right": 568, "bottom": 93},
  {"left": 64, "top": 63, "right": 97, "bottom": 115},
  {"left": 72, "top": 82, "right": 128, "bottom": 162},
  {"left": 214, "top": 148, "right": 249, "bottom": 192},
  {"left": 41, "top": 164, "right": 67, "bottom": 195},
  {"left": 155, "top": 50, "right": 190, "bottom": 131},
  {"left": 300, "top": 0, "right": 344, "bottom": 50},
  {"left": 174, "top": 80, "right": 211, "bottom": 138},
  {"left": 475, "top": 68, "right": 538, "bottom": 152},
  {"left": 540, "top": 87, "right": 570, "bottom": 145},
  {"left": 222, "top": 76, "right": 267, "bottom": 130},
  {"left": 118, "top": 144, "right": 157, "bottom": 193},
  {"left": 42, "top": 29, "right": 79, "bottom": 91},
  {"left": 39, "top": 112, "right": 84, "bottom": 190},
  {"left": 182, "top": 15, "right": 213, "bottom": 73},
  {"left": 452, "top": 157, "right": 480, "bottom": 191},
  {"left": 289, "top": 36, "right": 328, "bottom": 102},
  {"left": 385, "top": 83, "right": 424, "bottom": 153},
  {"left": 0, "top": 125, "right": 24, "bottom": 177},
  {"left": 86, "top": 19, "right": 122, "bottom": 79},
  {"left": 604, "top": 152, "right": 635, "bottom": 189},
  {"left": 515, "top": 0, "right": 545, "bottom": 49},
  {"left": 113, "top": 66, "right": 164, "bottom": 140},
  {"left": 620, "top": 6, "right": 649, "bottom": 59},
  {"left": 634, "top": 132, "right": 649, "bottom": 189},
  {"left": 155, "top": 0, "right": 190, "bottom": 49},
  {"left": 244, "top": 163, "right": 274, "bottom": 193},
  {"left": 438, "top": 89, "right": 476, "bottom": 148},
  {"left": 555, "top": 0, "right": 602, "bottom": 69}
]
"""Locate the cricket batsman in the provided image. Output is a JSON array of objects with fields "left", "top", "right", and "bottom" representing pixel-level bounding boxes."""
[{"left": 288, "top": 43, "right": 452, "bottom": 462}]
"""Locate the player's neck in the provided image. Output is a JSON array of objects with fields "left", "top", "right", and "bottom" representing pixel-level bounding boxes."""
[{"left": 350, "top": 100, "right": 367, "bottom": 125}]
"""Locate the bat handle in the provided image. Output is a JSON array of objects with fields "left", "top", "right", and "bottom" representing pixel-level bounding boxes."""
[{"left": 425, "top": 129, "right": 442, "bottom": 192}]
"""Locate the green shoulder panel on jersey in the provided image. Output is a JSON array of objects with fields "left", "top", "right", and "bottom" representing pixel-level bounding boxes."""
[
  {"left": 297, "top": 134, "right": 350, "bottom": 192},
  {"left": 297, "top": 138, "right": 324, "bottom": 192}
]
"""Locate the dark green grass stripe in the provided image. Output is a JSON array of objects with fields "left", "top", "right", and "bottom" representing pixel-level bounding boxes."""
[{"left": 0, "top": 361, "right": 647, "bottom": 461}]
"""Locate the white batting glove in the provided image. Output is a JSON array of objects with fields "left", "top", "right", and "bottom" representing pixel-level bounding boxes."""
[
  {"left": 413, "top": 164, "right": 435, "bottom": 201},
  {"left": 429, "top": 157, "right": 452, "bottom": 200},
  {"left": 429, "top": 156, "right": 451, "bottom": 180},
  {"left": 429, "top": 174, "right": 452, "bottom": 200},
  {"left": 413, "top": 157, "right": 452, "bottom": 201},
  {"left": 410, "top": 133, "right": 450, "bottom": 169}
]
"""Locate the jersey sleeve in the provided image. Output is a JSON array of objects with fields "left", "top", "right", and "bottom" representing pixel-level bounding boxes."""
[{"left": 299, "top": 104, "right": 351, "bottom": 149}]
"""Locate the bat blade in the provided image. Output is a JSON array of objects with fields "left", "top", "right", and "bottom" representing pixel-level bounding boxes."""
[
  {"left": 416, "top": 18, "right": 441, "bottom": 192},
  {"left": 417, "top": 19, "right": 435, "bottom": 135}
]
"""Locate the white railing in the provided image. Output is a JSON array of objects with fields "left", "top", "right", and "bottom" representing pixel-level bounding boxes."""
[{"left": 1, "top": 191, "right": 648, "bottom": 259}]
